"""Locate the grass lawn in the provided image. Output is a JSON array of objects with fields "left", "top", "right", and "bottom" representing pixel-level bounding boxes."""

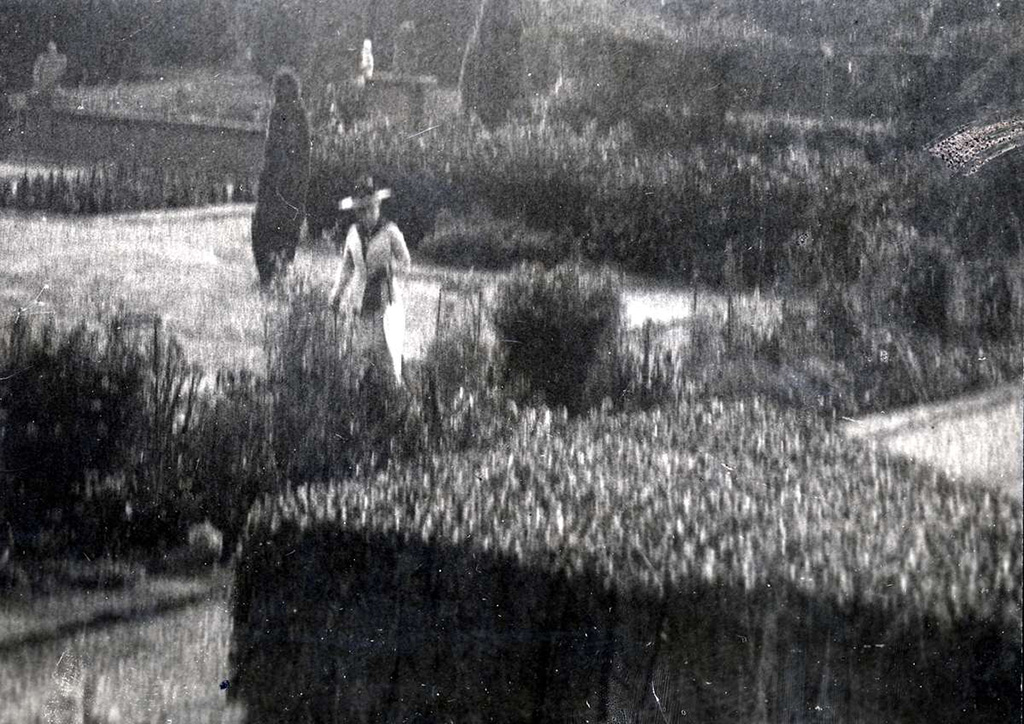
[
  {"left": 0, "top": 207, "right": 773, "bottom": 375},
  {"left": 0, "top": 572, "right": 241, "bottom": 724},
  {"left": 1, "top": 207, "right": 267, "bottom": 374}
]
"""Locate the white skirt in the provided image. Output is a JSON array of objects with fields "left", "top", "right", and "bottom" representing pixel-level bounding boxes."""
[{"left": 345, "top": 299, "right": 404, "bottom": 384}]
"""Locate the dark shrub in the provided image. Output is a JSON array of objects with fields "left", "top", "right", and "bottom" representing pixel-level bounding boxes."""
[
  {"left": 0, "top": 310, "right": 222, "bottom": 560},
  {"left": 492, "top": 263, "right": 622, "bottom": 414},
  {"left": 0, "top": 313, "right": 147, "bottom": 546}
]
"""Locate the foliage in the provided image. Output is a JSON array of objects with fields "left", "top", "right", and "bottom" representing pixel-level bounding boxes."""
[
  {"left": 0, "top": 0, "right": 232, "bottom": 92},
  {"left": 629, "top": 278, "right": 1022, "bottom": 421},
  {"left": 261, "top": 273, "right": 427, "bottom": 481},
  {"left": 492, "top": 263, "right": 622, "bottom": 414},
  {"left": 0, "top": 272, "right": 508, "bottom": 562},
  {"left": 232, "top": 401, "right": 1023, "bottom": 722},
  {"left": 412, "top": 284, "right": 518, "bottom": 455}
]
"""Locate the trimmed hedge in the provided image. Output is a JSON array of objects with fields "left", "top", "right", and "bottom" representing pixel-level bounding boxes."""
[{"left": 231, "top": 403, "right": 1022, "bottom": 722}]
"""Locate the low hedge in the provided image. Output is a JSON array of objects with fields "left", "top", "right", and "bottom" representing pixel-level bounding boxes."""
[
  {"left": 0, "top": 165, "right": 256, "bottom": 215},
  {"left": 230, "top": 403, "right": 1022, "bottom": 723}
]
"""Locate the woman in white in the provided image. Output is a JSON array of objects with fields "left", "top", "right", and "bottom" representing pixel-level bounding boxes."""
[{"left": 328, "top": 176, "right": 411, "bottom": 383}]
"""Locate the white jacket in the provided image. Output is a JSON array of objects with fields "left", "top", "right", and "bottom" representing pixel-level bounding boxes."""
[{"left": 329, "top": 221, "right": 410, "bottom": 314}]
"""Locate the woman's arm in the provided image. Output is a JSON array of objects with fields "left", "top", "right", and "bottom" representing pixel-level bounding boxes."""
[
  {"left": 329, "top": 225, "right": 363, "bottom": 308},
  {"left": 389, "top": 224, "right": 411, "bottom": 275}
]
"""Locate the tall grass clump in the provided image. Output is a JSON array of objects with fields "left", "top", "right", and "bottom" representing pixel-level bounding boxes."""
[
  {"left": 0, "top": 308, "right": 229, "bottom": 559},
  {"left": 492, "top": 263, "right": 622, "bottom": 414},
  {"left": 261, "top": 273, "right": 428, "bottom": 482}
]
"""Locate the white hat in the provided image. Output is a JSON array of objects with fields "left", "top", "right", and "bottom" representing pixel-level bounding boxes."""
[{"left": 338, "top": 176, "right": 391, "bottom": 210}]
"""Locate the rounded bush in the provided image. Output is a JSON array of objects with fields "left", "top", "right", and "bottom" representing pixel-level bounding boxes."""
[{"left": 492, "top": 263, "right": 622, "bottom": 414}]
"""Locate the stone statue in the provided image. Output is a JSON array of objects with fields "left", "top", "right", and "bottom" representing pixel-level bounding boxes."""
[
  {"left": 31, "top": 41, "right": 67, "bottom": 104},
  {"left": 358, "top": 39, "right": 374, "bottom": 86}
]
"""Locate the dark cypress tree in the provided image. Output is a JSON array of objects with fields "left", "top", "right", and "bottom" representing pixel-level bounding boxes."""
[
  {"left": 460, "top": 0, "right": 525, "bottom": 129},
  {"left": 251, "top": 67, "right": 311, "bottom": 287}
]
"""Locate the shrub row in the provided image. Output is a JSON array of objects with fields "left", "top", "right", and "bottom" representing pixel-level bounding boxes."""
[
  {"left": 311, "top": 114, "right": 1022, "bottom": 290},
  {"left": 0, "top": 165, "right": 256, "bottom": 216},
  {"left": 231, "top": 402, "right": 1023, "bottom": 722},
  {"left": 418, "top": 206, "right": 572, "bottom": 270}
]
